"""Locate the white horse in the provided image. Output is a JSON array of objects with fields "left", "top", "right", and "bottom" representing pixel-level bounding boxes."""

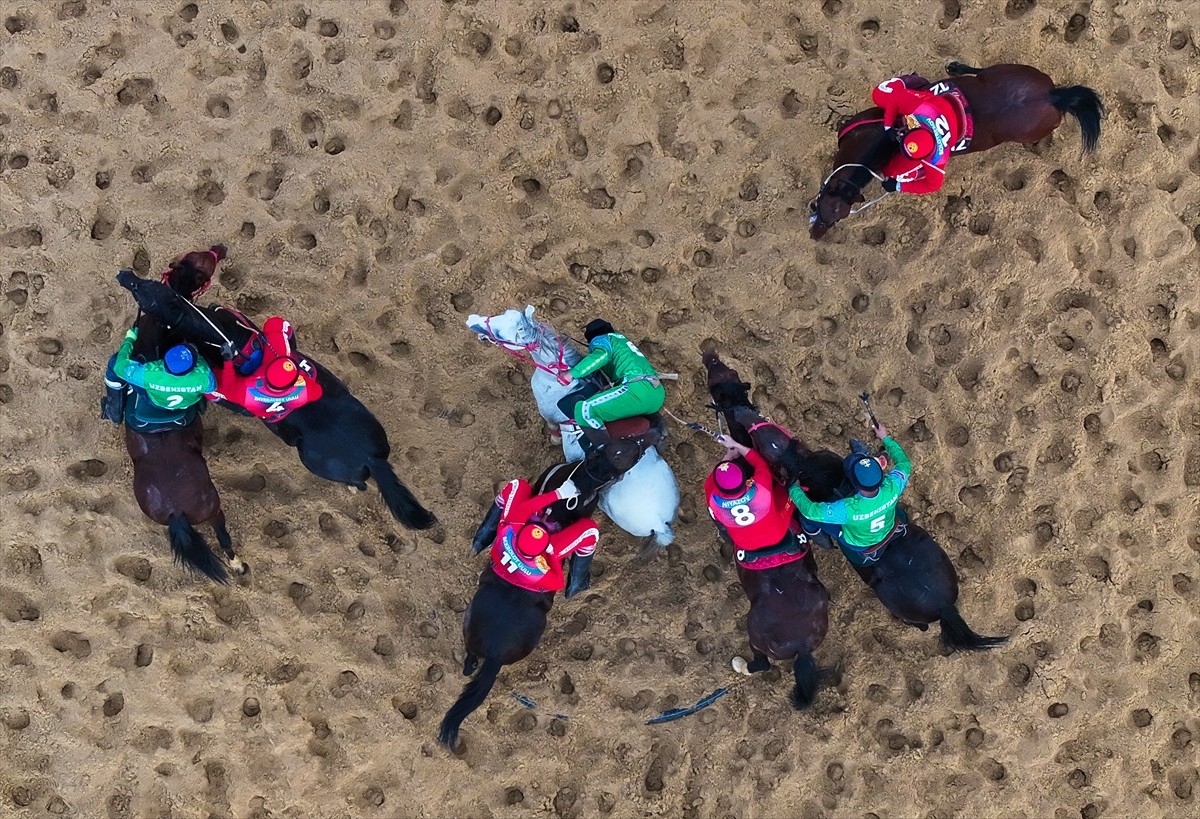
[{"left": 465, "top": 306, "right": 679, "bottom": 549}]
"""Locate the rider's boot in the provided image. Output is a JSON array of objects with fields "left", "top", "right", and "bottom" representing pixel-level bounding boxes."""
[
  {"left": 565, "top": 554, "right": 594, "bottom": 599},
  {"left": 802, "top": 523, "right": 836, "bottom": 551},
  {"left": 578, "top": 426, "right": 611, "bottom": 455},
  {"left": 100, "top": 383, "right": 125, "bottom": 425},
  {"left": 849, "top": 438, "right": 870, "bottom": 456}
]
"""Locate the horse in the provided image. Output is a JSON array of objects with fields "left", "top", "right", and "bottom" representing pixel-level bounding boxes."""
[
  {"left": 703, "top": 352, "right": 1006, "bottom": 652},
  {"left": 702, "top": 351, "right": 837, "bottom": 706},
  {"left": 121, "top": 311, "right": 242, "bottom": 584},
  {"left": 115, "top": 257, "right": 437, "bottom": 531},
  {"left": 809, "top": 61, "right": 1104, "bottom": 239},
  {"left": 465, "top": 306, "right": 679, "bottom": 552},
  {"left": 438, "top": 444, "right": 640, "bottom": 750}
]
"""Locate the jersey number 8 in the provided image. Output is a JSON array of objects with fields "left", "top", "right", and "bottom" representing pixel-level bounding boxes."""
[{"left": 730, "top": 505, "right": 756, "bottom": 526}]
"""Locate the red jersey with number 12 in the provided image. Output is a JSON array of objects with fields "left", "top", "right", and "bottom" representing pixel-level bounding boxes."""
[{"left": 705, "top": 450, "right": 796, "bottom": 550}]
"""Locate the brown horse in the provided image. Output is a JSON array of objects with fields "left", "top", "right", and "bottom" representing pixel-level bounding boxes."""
[
  {"left": 809, "top": 61, "right": 1103, "bottom": 239},
  {"left": 702, "top": 351, "right": 836, "bottom": 707},
  {"left": 122, "top": 311, "right": 241, "bottom": 583}
]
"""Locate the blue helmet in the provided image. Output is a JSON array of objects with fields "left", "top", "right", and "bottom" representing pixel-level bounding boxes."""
[
  {"left": 844, "top": 454, "right": 883, "bottom": 492},
  {"left": 163, "top": 343, "right": 197, "bottom": 376}
]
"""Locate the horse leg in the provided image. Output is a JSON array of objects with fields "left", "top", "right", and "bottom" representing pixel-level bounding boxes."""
[
  {"left": 547, "top": 421, "right": 563, "bottom": 446},
  {"left": 747, "top": 652, "right": 771, "bottom": 673},
  {"left": 212, "top": 511, "right": 246, "bottom": 575},
  {"left": 946, "top": 61, "right": 982, "bottom": 76},
  {"left": 463, "top": 653, "right": 479, "bottom": 676}
]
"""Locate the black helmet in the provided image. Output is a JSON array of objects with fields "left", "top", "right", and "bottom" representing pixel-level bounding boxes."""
[{"left": 583, "top": 319, "right": 615, "bottom": 342}]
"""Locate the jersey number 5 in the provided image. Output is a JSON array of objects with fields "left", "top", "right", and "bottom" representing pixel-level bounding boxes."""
[{"left": 869, "top": 516, "right": 888, "bottom": 533}]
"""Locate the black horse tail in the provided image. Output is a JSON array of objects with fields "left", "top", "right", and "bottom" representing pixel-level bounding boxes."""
[
  {"left": 790, "top": 652, "right": 820, "bottom": 710},
  {"left": 438, "top": 656, "right": 501, "bottom": 750},
  {"left": 368, "top": 456, "right": 437, "bottom": 530},
  {"left": 938, "top": 604, "right": 1007, "bottom": 652},
  {"left": 167, "top": 513, "right": 228, "bottom": 584},
  {"left": 1049, "top": 85, "right": 1103, "bottom": 153}
]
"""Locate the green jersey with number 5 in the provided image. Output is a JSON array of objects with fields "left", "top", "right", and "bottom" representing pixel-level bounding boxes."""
[
  {"left": 788, "top": 436, "right": 913, "bottom": 549},
  {"left": 568, "top": 332, "right": 658, "bottom": 383}
]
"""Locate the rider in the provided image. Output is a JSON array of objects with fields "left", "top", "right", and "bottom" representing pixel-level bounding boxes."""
[
  {"left": 558, "top": 319, "right": 665, "bottom": 452},
  {"left": 205, "top": 315, "right": 323, "bottom": 421},
  {"left": 706, "top": 435, "right": 808, "bottom": 569},
  {"left": 490, "top": 475, "right": 600, "bottom": 599},
  {"left": 101, "top": 325, "right": 216, "bottom": 430},
  {"left": 872, "top": 75, "right": 963, "bottom": 195},
  {"left": 788, "top": 421, "right": 913, "bottom": 566}
]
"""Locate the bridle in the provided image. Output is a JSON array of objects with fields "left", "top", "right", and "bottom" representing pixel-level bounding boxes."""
[
  {"left": 476, "top": 316, "right": 569, "bottom": 377},
  {"left": 161, "top": 248, "right": 221, "bottom": 298},
  {"left": 808, "top": 162, "right": 892, "bottom": 228}
]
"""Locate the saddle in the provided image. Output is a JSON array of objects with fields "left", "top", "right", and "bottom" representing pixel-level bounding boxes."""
[{"left": 735, "top": 530, "right": 809, "bottom": 571}]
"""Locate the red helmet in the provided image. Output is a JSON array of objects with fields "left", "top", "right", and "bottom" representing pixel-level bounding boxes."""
[
  {"left": 901, "top": 127, "right": 936, "bottom": 161},
  {"left": 264, "top": 357, "right": 301, "bottom": 392},
  {"left": 713, "top": 460, "right": 748, "bottom": 493},
  {"left": 515, "top": 524, "right": 551, "bottom": 559}
]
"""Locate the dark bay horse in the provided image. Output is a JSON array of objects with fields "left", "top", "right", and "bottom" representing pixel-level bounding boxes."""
[
  {"left": 703, "top": 352, "right": 1005, "bottom": 653},
  {"left": 116, "top": 258, "right": 437, "bottom": 531},
  {"left": 439, "top": 444, "right": 643, "bottom": 750},
  {"left": 810, "top": 61, "right": 1104, "bottom": 238},
  {"left": 703, "top": 351, "right": 836, "bottom": 707},
  {"left": 122, "top": 311, "right": 240, "bottom": 583}
]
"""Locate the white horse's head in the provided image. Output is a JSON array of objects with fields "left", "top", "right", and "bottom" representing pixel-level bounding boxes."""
[{"left": 465, "top": 305, "right": 541, "bottom": 350}]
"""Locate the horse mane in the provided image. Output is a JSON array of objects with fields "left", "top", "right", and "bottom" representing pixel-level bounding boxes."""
[{"left": 534, "top": 320, "right": 583, "bottom": 366}]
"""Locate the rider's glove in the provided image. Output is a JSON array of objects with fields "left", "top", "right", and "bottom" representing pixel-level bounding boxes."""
[
  {"left": 881, "top": 178, "right": 899, "bottom": 193},
  {"left": 124, "top": 326, "right": 139, "bottom": 342},
  {"left": 557, "top": 479, "right": 580, "bottom": 500}
]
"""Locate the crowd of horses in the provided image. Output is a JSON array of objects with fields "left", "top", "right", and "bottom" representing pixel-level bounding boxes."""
[{"left": 105, "top": 59, "right": 1103, "bottom": 751}]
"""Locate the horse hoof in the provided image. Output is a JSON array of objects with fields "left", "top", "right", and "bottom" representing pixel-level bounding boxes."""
[
  {"left": 732, "top": 656, "right": 751, "bottom": 676},
  {"left": 228, "top": 557, "right": 249, "bottom": 576}
]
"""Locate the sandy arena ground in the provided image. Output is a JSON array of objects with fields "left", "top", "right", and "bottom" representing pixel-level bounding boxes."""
[{"left": 2, "top": 1, "right": 1200, "bottom": 817}]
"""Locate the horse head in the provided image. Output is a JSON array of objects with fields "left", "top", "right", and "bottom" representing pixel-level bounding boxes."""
[
  {"left": 808, "top": 174, "right": 863, "bottom": 240},
  {"left": 164, "top": 244, "right": 227, "bottom": 298},
  {"left": 702, "top": 350, "right": 754, "bottom": 411},
  {"left": 465, "top": 305, "right": 541, "bottom": 350}
]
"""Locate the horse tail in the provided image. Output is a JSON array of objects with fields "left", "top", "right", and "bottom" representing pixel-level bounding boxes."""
[
  {"left": 637, "top": 522, "right": 675, "bottom": 559},
  {"left": 938, "top": 604, "right": 1008, "bottom": 652},
  {"left": 1049, "top": 85, "right": 1103, "bottom": 153},
  {"left": 438, "top": 656, "right": 501, "bottom": 750},
  {"left": 368, "top": 456, "right": 438, "bottom": 530},
  {"left": 167, "top": 513, "right": 228, "bottom": 584},
  {"left": 790, "top": 652, "right": 820, "bottom": 710}
]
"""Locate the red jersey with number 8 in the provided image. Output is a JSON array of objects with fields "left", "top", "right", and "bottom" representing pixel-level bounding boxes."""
[{"left": 705, "top": 450, "right": 797, "bottom": 550}]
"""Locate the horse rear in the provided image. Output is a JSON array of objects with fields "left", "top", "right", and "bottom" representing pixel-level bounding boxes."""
[
  {"left": 737, "top": 554, "right": 830, "bottom": 708},
  {"left": 853, "top": 522, "right": 1006, "bottom": 652},
  {"left": 125, "top": 421, "right": 235, "bottom": 583}
]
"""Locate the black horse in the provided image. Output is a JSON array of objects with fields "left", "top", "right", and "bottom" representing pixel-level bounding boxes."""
[
  {"left": 703, "top": 352, "right": 1005, "bottom": 653},
  {"left": 438, "top": 443, "right": 644, "bottom": 751},
  {"left": 116, "top": 260, "right": 436, "bottom": 530}
]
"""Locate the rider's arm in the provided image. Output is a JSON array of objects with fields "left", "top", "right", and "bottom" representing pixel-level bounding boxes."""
[
  {"left": 788, "top": 484, "right": 850, "bottom": 524},
  {"left": 112, "top": 328, "right": 148, "bottom": 388},
  {"left": 567, "top": 337, "right": 613, "bottom": 380},
  {"left": 871, "top": 77, "right": 910, "bottom": 127},
  {"left": 880, "top": 436, "right": 912, "bottom": 488},
  {"left": 508, "top": 486, "right": 574, "bottom": 522},
  {"left": 895, "top": 162, "right": 946, "bottom": 195},
  {"left": 557, "top": 519, "right": 599, "bottom": 557}
]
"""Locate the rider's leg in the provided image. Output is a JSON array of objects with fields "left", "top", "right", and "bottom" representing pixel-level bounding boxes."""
[
  {"left": 101, "top": 355, "right": 126, "bottom": 424},
  {"left": 800, "top": 518, "right": 839, "bottom": 550},
  {"left": 565, "top": 553, "right": 594, "bottom": 599}
]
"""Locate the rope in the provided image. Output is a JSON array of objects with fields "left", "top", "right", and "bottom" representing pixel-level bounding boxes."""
[{"left": 663, "top": 408, "right": 721, "bottom": 440}]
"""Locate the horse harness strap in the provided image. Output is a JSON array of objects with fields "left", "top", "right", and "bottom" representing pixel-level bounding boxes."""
[
  {"left": 858, "top": 521, "right": 907, "bottom": 560},
  {"left": 736, "top": 533, "right": 809, "bottom": 569}
]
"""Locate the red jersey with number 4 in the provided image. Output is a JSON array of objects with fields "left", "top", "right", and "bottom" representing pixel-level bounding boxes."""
[
  {"left": 206, "top": 315, "right": 323, "bottom": 422},
  {"left": 705, "top": 450, "right": 796, "bottom": 550},
  {"left": 490, "top": 479, "right": 599, "bottom": 594}
]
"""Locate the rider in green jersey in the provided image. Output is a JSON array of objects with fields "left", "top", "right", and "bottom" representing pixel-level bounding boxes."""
[
  {"left": 102, "top": 326, "right": 216, "bottom": 431},
  {"left": 557, "top": 319, "right": 666, "bottom": 451},
  {"left": 788, "top": 422, "right": 912, "bottom": 565}
]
